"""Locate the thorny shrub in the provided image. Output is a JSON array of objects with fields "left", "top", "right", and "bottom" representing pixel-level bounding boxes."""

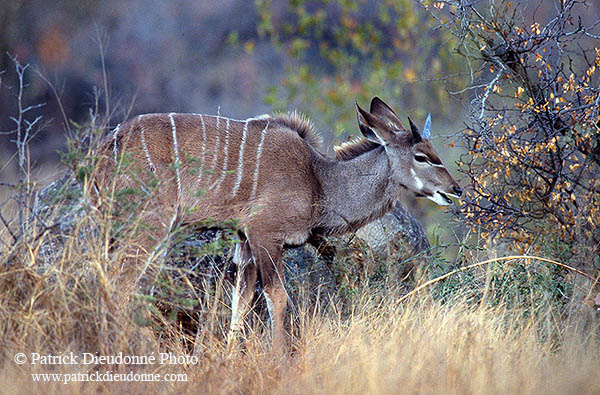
[{"left": 428, "top": 0, "right": 600, "bottom": 265}]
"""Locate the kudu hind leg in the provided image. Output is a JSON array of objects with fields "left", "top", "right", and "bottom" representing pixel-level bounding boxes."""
[
  {"left": 227, "top": 236, "right": 257, "bottom": 347},
  {"left": 253, "top": 242, "right": 287, "bottom": 352},
  {"left": 262, "top": 279, "right": 287, "bottom": 353}
]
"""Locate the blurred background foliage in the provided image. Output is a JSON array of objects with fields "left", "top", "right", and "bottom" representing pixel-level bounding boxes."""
[
  {"left": 0, "top": 0, "right": 277, "bottom": 168},
  {"left": 252, "top": 0, "right": 466, "bottom": 140},
  {"left": 0, "top": 0, "right": 599, "bottom": 272}
]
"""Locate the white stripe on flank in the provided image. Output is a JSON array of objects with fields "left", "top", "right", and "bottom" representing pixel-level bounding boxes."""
[
  {"left": 212, "top": 118, "right": 230, "bottom": 190},
  {"left": 112, "top": 124, "right": 121, "bottom": 164},
  {"left": 200, "top": 115, "right": 207, "bottom": 173},
  {"left": 222, "top": 118, "right": 231, "bottom": 173},
  {"left": 169, "top": 113, "right": 182, "bottom": 199},
  {"left": 195, "top": 114, "right": 208, "bottom": 185},
  {"left": 139, "top": 116, "right": 156, "bottom": 173},
  {"left": 232, "top": 119, "right": 249, "bottom": 197},
  {"left": 210, "top": 116, "right": 222, "bottom": 175},
  {"left": 250, "top": 121, "right": 270, "bottom": 201}
]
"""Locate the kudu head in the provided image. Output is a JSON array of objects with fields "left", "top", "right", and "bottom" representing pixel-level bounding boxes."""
[{"left": 355, "top": 97, "right": 462, "bottom": 205}]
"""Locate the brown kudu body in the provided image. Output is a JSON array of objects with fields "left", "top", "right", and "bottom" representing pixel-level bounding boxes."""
[{"left": 93, "top": 97, "right": 462, "bottom": 352}]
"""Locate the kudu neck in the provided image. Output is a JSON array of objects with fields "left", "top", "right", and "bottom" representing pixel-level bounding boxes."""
[{"left": 314, "top": 145, "right": 402, "bottom": 235}]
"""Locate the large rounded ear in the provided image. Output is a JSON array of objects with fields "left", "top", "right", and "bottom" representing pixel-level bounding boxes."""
[
  {"left": 407, "top": 117, "right": 423, "bottom": 143},
  {"left": 355, "top": 101, "right": 395, "bottom": 145},
  {"left": 369, "top": 97, "right": 406, "bottom": 131}
]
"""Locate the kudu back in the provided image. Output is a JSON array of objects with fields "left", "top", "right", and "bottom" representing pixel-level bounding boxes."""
[{"left": 93, "top": 97, "right": 461, "bottom": 351}]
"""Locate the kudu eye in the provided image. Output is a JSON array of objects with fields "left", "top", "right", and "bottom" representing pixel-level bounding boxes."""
[{"left": 414, "top": 154, "right": 428, "bottom": 163}]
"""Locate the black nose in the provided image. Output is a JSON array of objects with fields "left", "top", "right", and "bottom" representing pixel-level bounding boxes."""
[{"left": 453, "top": 185, "right": 463, "bottom": 197}]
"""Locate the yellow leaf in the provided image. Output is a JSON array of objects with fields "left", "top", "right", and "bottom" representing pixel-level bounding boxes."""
[
  {"left": 587, "top": 65, "right": 596, "bottom": 76},
  {"left": 403, "top": 68, "right": 417, "bottom": 82},
  {"left": 515, "top": 86, "right": 524, "bottom": 98}
]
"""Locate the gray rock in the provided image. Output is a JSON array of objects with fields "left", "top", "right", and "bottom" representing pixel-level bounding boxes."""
[
  {"left": 355, "top": 201, "right": 430, "bottom": 259},
  {"left": 33, "top": 173, "right": 98, "bottom": 272}
]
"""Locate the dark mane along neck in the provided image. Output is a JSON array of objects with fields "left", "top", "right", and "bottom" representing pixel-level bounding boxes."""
[{"left": 334, "top": 137, "right": 380, "bottom": 161}]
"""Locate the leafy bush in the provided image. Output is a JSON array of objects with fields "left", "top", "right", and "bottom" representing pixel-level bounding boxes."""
[{"left": 427, "top": 0, "right": 600, "bottom": 262}]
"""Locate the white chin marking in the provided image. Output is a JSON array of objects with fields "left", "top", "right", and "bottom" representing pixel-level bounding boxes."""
[{"left": 428, "top": 192, "right": 452, "bottom": 206}]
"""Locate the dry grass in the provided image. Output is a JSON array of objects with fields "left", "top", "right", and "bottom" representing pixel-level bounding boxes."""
[
  {"left": 1, "top": 295, "right": 599, "bottom": 394},
  {"left": 0, "top": 157, "right": 598, "bottom": 395},
  {"left": 1, "top": 214, "right": 599, "bottom": 395},
  {"left": 0, "top": 115, "right": 598, "bottom": 395}
]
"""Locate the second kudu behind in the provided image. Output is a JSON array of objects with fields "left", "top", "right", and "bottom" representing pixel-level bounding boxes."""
[{"left": 93, "top": 97, "right": 462, "bottom": 351}]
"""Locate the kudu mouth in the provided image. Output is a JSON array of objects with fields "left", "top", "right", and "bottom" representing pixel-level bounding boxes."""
[
  {"left": 436, "top": 191, "right": 455, "bottom": 206},
  {"left": 437, "top": 184, "right": 463, "bottom": 205},
  {"left": 416, "top": 189, "right": 461, "bottom": 206}
]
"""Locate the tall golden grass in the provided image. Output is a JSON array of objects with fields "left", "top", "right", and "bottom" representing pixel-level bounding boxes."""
[
  {"left": 2, "top": 292, "right": 599, "bottom": 393},
  {"left": 1, "top": 203, "right": 599, "bottom": 395}
]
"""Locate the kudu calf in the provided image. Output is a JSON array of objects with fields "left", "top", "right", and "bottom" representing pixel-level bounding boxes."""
[{"left": 93, "top": 97, "right": 461, "bottom": 351}]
